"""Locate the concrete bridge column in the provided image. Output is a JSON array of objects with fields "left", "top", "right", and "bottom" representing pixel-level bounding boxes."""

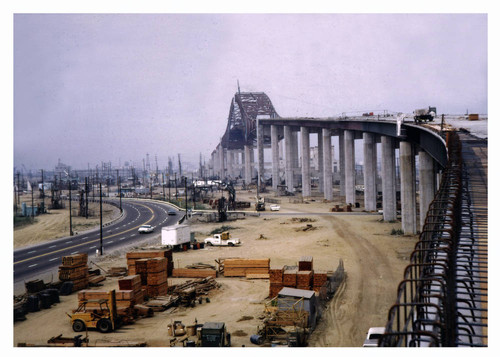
[
  {"left": 381, "top": 136, "right": 397, "bottom": 221},
  {"left": 322, "top": 128, "right": 333, "bottom": 200},
  {"left": 363, "top": 132, "right": 377, "bottom": 211},
  {"left": 257, "top": 123, "right": 264, "bottom": 189},
  {"left": 244, "top": 144, "right": 252, "bottom": 185},
  {"left": 291, "top": 130, "right": 299, "bottom": 188},
  {"left": 344, "top": 130, "right": 356, "bottom": 205},
  {"left": 339, "top": 131, "right": 345, "bottom": 196},
  {"left": 419, "top": 149, "right": 436, "bottom": 230},
  {"left": 400, "top": 141, "right": 417, "bottom": 234},
  {"left": 271, "top": 125, "right": 280, "bottom": 191},
  {"left": 219, "top": 147, "right": 225, "bottom": 179},
  {"left": 284, "top": 125, "right": 294, "bottom": 192},
  {"left": 317, "top": 132, "right": 324, "bottom": 193},
  {"left": 301, "top": 127, "right": 311, "bottom": 197},
  {"left": 227, "top": 150, "right": 234, "bottom": 178}
]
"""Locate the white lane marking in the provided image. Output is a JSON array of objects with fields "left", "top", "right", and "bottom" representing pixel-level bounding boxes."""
[
  {"left": 29, "top": 264, "right": 38, "bottom": 268},
  {"left": 49, "top": 245, "right": 57, "bottom": 248},
  {"left": 28, "top": 250, "right": 37, "bottom": 254},
  {"left": 70, "top": 251, "right": 79, "bottom": 254},
  {"left": 65, "top": 241, "right": 73, "bottom": 244},
  {"left": 89, "top": 246, "right": 97, "bottom": 249},
  {"left": 120, "top": 237, "right": 126, "bottom": 240},
  {"left": 49, "top": 257, "right": 59, "bottom": 262}
]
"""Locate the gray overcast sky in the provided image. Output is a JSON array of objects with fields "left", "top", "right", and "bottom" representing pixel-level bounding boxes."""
[{"left": 13, "top": 13, "right": 487, "bottom": 171}]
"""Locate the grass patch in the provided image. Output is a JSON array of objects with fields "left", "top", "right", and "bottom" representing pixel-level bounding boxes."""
[
  {"left": 391, "top": 228, "right": 404, "bottom": 235},
  {"left": 210, "top": 225, "right": 238, "bottom": 235}
]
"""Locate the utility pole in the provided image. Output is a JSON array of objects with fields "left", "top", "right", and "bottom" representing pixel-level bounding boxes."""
[
  {"left": 117, "top": 169, "right": 122, "bottom": 212},
  {"left": 175, "top": 172, "right": 178, "bottom": 198},
  {"left": 192, "top": 173, "right": 196, "bottom": 210},
  {"left": 68, "top": 178, "right": 73, "bottom": 236},
  {"left": 184, "top": 176, "right": 188, "bottom": 219},
  {"left": 162, "top": 173, "right": 166, "bottom": 200},
  {"left": 85, "top": 176, "right": 89, "bottom": 218},
  {"left": 168, "top": 174, "right": 171, "bottom": 202},
  {"left": 31, "top": 180, "right": 34, "bottom": 219},
  {"left": 99, "top": 183, "right": 103, "bottom": 255}
]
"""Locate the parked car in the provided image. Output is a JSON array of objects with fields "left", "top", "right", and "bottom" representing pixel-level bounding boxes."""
[
  {"left": 138, "top": 225, "right": 154, "bottom": 234},
  {"left": 270, "top": 204, "right": 280, "bottom": 211},
  {"left": 363, "top": 327, "right": 385, "bottom": 347}
]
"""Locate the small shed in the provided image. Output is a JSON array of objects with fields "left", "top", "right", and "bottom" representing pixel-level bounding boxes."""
[{"left": 277, "top": 287, "right": 318, "bottom": 330}]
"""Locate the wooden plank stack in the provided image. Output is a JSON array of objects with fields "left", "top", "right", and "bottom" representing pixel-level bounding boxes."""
[
  {"left": 312, "top": 270, "right": 328, "bottom": 293},
  {"left": 269, "top": 266, "right": 284, "bottom": 298},
  {"left": 298, "top": 256, "right": 313, "bottom": 271},
  {"left": 223, "top": 258, "right": 270, "bottom": 277},
  {"left": 297, "top": 271, "right": 313, "bottom": 290},
  {"left": 118, "top": 275, "right": 144, "bottom": 304},
  {"left": 126, "top": 249, "right": 173, "bottom": 276},
  {"left": 58, "top": 253, "right": 89, "bottom": 292},
  {"left": 77, "top": 289, "right": 138, "bottom": 310},
  {"left": 171, "top": 268, "right": 217, "bottom": 278},
  {"left": 132, "top": 257, "right": 168, "bottom": 298},
  {"left": 283, "top": 268, "right": 298, "bottom": 287}
]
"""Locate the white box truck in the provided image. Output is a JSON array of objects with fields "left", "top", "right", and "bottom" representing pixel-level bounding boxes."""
[{"left": 161, "top": 225, "right": 191, "bottom": 249}]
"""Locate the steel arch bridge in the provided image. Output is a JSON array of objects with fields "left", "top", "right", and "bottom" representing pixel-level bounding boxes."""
[{"left": 220, "top": 91, "right": 280, "bottom": 150}]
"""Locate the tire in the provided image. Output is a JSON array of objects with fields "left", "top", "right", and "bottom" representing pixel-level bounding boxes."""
[
  {"left": 97, "top": 318, "right": 113, "bottom": 333},
  {"left": 206, "top": 242, "right": 212, "bottom": 246},
  {"left": 228, "top": 243, "right": 234, "bottom": 247},
  {"left": 72, "top": 319, "right": 86, "bottom": 332}
]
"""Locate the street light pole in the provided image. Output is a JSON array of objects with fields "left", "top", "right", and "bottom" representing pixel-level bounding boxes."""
[
  {"left": 69, "top": 178, "right": 73, "bottom": 236},
  {"left": 99, "top": 183, "right": 103, "bottom": 255}
]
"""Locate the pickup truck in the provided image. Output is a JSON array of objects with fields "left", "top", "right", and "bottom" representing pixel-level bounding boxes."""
[
  {"left": 362, "top": 327, "right": 385, "bottom": 347},
  {"left": 204, "top": 231, "right": 241, "bottom": 247}
]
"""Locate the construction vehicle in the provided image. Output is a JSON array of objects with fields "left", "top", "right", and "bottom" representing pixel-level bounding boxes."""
[
  {"left": 413, "top": 106, "right": 436, "bottom": 123},
  {"left": 67, "top": 290, "right": 120, "bottom": 333},
  {"left": 255, "top": 196, "right": 265, "bottom": 211},
  {"left": 204, "top": 231, "right": 241, "bottom": 247},
  {"left": 199, "top": 322, "right": 231, "bottom": 347}
]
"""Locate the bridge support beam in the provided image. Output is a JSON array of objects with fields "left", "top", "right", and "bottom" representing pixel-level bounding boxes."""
[
  {"left": 301, "top": 127, "right": 311, "bottom": 197},
  {"left": 344, "top": 130, "right": 356, "bottom": 205},
  {"left": 363, "top": 132, "right": 377, "bottom": 211},
  {"left": 257, "top": 123, "right": 264, "bottom": 189},
  {"left": 244, "top": 144, "right": 252, "bottom": 185},
  {"left": 318, "top": 131, "right": 324, "bottom": 193},
  {"left": 291, "top": 130, "right": 299, "bottom": 188},
  {"left": 400, "top": 141, "right": 417, "bottom": 234},
  {"left": 381, "top": 136, "right": 397, "bottom": 221},
  {"left": 227, "top": 150, "right": 234, "bottom": 178},
  {"left": 284, "top": 125, "right": 294, "bottom": 192},
  {"left": 419, "top": 149, "right": 436, "bottom": 230},
  {"left": 219, "top": 146, "right": 225, "bottom": 179},
  {"left": 339, "top": 131, "right": 345, "bottom": 197},
  {"left": 271, "top": 125, "right": 279, "bottom": 191},
  {"left": 322, "top": 128, "right": 333, "bottom": 200}
]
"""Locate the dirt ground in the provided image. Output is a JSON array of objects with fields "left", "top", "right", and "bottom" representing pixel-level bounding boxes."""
[{"left": 13, "top": 189, "right": 417, "bottom": 347}]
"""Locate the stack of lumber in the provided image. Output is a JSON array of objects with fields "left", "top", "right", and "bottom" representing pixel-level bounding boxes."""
[
  {"left": 171, "top": 268, "right": 217, "bottom": 278},
  {"left": 298, "top": 256, "right": 313, "bottom": 271},
  {"left": 297, "top": 271, "right": 313, "bottom": 290},
  {"left": 58, "top": 254, "right": 89, "bottom": 292},
  {"left": 283, "top": 268, "right": 298, "bottom": 287},
  {"left": 312, "top": 270, "right": 328, "bottom": 293},
  {"left": 134, "top": 258, "right": 168, "bottom": 297},
  {"left": 77, "top": 290, "right": 137, "bottom": 310},
  {"left": 269, "top": 266, "right": 284, "bottom": 298},
  {"left": 223, "top": 258, "right": 270, "bottom": 277},
  {"left": 118, "top": 275, "right": 144, "bottom": 304},
  {"left": 126, "top": 249, "right": 173, "bottom": 276},
  {"left": 107, "top": 267, "right": 128, "bottom": 277}
]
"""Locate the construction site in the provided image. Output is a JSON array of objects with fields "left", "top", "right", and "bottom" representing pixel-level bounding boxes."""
[{"left": 13, "top": 184, "right": 416, "bottom": 347}]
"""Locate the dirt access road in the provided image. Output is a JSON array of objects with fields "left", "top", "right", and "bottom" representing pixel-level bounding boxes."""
[{"left": 13, "top": 191, "right": 416, "bottom": 347}]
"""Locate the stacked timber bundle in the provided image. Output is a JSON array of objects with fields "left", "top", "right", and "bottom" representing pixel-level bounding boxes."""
[
  {"left": 171, "top": 268, "right": 217, "bottom": 278},
  {"left": 283, "top": 268, "right": 298, "bottom": 287},
  {"left": 297, "top": 271, "right": 313, "bottom": 290},
  {"left": 135, "top": 258, "right": 168, "bottom": 298},
  {"left": 269, "top": 266, "right": 284, "bottom": 298},
  {"left": 58, "top": 254, "right": 89, "bottom": 292},
  {"left": 312, "top": 270, "right": 328, "bottom": 293},
  {"left": 118, "top": 275, "right": 144, "bottom": 304},
  {"left": 126, "top": 249, "right": 173, "bottom": 276},
  {"left": 223, "top": 258, "right": 270, "bottom": 277},
  {"left": 76, "top": 289, "right": 141, "bottom": 322},
  {"left": 298, "top": 256, "right": 313, "bottom": 271}
]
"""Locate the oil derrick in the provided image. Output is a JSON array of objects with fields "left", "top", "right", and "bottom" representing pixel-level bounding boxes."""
[
  {"left": 217, "top": 196, "right": 227, "bottom": 222},
  {"left": 178, "top": 154, "right": 182, "bottom": 178},
  {"left": 78, "top": 189, "right": 86, "bottom": 216},
  {"left": 50, "top": 175, "right": 63, "bottom": 209}
]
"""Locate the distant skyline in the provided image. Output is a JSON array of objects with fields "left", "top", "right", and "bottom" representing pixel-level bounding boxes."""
[{"left": 14, "top": 13, "right": 487, "bottom": 172}]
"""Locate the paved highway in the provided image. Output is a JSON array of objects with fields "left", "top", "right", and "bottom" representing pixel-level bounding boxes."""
[{"left": 13, "top": 199, "right": 181, "bottom": 283}]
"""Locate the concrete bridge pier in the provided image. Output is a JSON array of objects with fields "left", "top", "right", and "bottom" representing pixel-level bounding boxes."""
[
  {"left": 227, "top": 150, "right": 234, "bottom": 178},
  {"left": 344, "top": 130, "right": 356, "bottom": 205},
  {"left": 381, "top": 136, "right": 397, "bottom": 221},
  {"left": 400, "top": 141, "right": 417, "bottom": 234},
  {"left": 322, "top": 128, "right": 333, "bottom": 200},
  {"left": 363, "top": 132, "right": 377, "bottom": 211},
  {"left": 271, "top": 124, "right": 280, "bottom": 190},
  {"left": 418, "top": 149, "right": 437, "bottom": 230},
  {"left": 317, "top": 131, "right": 324, "bottom": 193},
  {"left": 244, "top": 144, "right": 252, "bottom": 185},
  {"left": 257, "top": 123, "right": 264, "bottom": 189},
  {"left": 339, "top": 131, "right": 345, "bottom": 197},
  {"left": 291, "top": 130, "right": 299, "bottom": 188},
  {"left": 284, "top": 125, "right": 294, "bottom": 192},
  {"left": 219, "top": 146, "right": 226, "bottom": 179},
  {"left": 301, "top": 126, "right": 311, "bottom": 197}
]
